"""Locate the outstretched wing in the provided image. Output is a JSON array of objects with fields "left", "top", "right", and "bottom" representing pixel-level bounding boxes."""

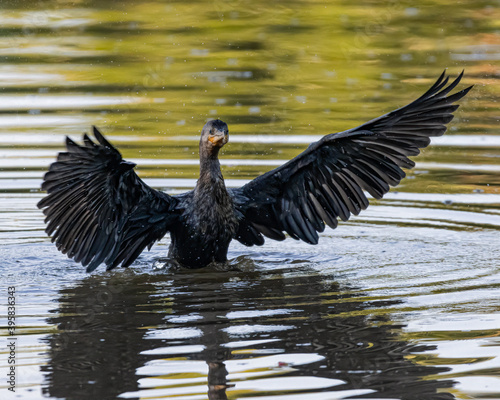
[
  {"left": 38, "top": 127, "right": 179, "bottom": 272},
  {"left": 231, "top": 71, "right": 472, "bottom": 246}
]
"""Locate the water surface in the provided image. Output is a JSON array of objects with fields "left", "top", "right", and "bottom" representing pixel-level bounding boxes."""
[{"left": 1, "top": 1, "right": 499, "bottom": 399}]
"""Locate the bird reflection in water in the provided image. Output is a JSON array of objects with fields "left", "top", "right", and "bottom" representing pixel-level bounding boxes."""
[
  {"left": 42, "top": 262, "right": 455, "bottom": 400},
  {"left": 207, "top": 362, "right": 230, "bottom": 400}
]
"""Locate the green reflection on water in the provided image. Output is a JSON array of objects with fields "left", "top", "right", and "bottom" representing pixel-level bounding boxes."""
[{"left": 1, "top": 0, "right": 498, "bottom": 197}]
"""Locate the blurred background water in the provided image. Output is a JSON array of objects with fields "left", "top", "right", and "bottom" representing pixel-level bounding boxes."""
[{"left": 0, "top": 1, "right": 499, "bottom": 399}]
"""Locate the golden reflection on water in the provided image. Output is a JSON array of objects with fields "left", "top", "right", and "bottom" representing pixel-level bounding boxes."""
[{"left": 0, "top": 0, "right": 498, "bottom": 196}]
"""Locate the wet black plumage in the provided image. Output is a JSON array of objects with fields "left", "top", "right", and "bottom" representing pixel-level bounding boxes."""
[{"left": 38, "top": 71, "right": 472, "bottom": 272}]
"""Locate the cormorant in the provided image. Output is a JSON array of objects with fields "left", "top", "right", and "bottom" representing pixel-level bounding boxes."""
[{"left": 38, "top": 71, "right": 472, "bottom": 272}]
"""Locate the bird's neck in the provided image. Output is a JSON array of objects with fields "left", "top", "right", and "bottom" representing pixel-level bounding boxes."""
[
  {"left": 195, "top": 148, "right": 227, "bottom": 203},
  {"left": 190, "top": 143, "right": 238, "bottom": 241}
]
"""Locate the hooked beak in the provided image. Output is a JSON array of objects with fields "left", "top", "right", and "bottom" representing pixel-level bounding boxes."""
[{"left": 208, "top": 131, "right": 228, "bottom": 146}]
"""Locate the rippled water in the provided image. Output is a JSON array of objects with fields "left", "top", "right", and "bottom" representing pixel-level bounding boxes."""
[{"left": 1, "top": 1, "right": 500, "bottom": 399}]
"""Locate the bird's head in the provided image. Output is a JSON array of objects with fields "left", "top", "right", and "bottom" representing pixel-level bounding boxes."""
[{"left": 201, "top": 119, "right": 229, "bottom": 152}]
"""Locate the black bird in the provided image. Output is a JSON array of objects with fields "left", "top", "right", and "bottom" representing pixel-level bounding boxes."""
[{"left": 38, "top": 71, "right": 472, "bottom": 272}]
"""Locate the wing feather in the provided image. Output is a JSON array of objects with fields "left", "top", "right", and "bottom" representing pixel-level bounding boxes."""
[
  {"left": 38, "top": 127, "right": 178, "bottom": 272},
  {"left": 231, "top": 71, "right": 472, "bottom": 246}
]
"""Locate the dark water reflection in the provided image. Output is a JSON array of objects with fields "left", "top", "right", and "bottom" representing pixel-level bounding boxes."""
[{"left": 43, "top": 266, "right": 454, "bottom": 400}]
